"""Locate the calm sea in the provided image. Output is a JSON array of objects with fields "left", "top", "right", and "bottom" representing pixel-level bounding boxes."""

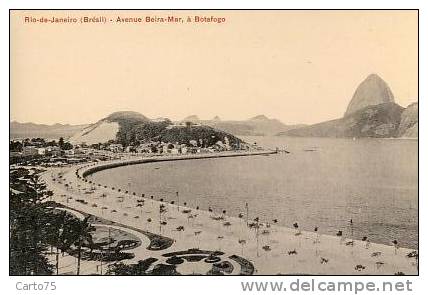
[{"left": 88, "top": 136, "right": 418, "bottom": 248}]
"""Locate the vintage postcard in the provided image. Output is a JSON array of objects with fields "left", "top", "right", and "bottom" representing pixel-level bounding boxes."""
[{"left": 9, "top": 10, "right": 418, "bottom": 278}]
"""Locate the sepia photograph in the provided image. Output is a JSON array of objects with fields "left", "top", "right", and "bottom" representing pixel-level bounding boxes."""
[{"left": 9, "top": 9, "right": 418, "bottom": 277}]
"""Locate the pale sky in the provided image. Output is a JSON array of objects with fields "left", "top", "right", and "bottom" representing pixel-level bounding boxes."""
[{"left": 11, "top": 10, "right": 418, "bottom": 125}]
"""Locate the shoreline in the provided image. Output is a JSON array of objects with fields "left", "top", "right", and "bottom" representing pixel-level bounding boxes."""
[
  {"left": 78, "top": 150, "right": 277, "bottom": 178},
  {"left": 40, "top": 151, "right": 418, "bottom": 275}
]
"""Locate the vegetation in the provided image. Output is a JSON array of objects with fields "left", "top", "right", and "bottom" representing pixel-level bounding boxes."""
[
  {"left": 107, "top": 258, "right": 158, "bottom": 275},
  {"left": 10, "top": 171, "right": 56, "bottom": 275},
  {"left": 116, "top": 120, "right": 171, "bottom": 146},
  {"left": 10, "top": 168, "right": 102, "bottom": 275},
  {"left": 157, "top": 125, "right": 242, "bottom": 147},
  {"left": 110, "top": 113, "right": 243, "bottom": 148}
]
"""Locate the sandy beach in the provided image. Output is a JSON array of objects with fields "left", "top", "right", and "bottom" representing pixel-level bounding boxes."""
[{"left": 41, "top": 152, "right": 418, "bottom": 275}]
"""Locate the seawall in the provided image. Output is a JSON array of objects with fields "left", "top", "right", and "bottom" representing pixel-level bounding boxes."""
[{"left": 79, "top": 150, "right": 276, "bottom": 178}]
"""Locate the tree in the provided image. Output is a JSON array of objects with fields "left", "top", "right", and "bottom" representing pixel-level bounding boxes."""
[
  {"left": 107, "top": 258, "right": 157, "bottom": 275},
  {"left": 62, "top": 142, "right": 73, "bottom": 150},
  {"left": 9, "top": 172, "right": 55, "bottom": 275},
  {"left": 58, "top": 137, "right": 65, "bottom": 149},
  {"left": 74, "top": 217, "right": 95, "bottom": 275},
  {"left": 10, "top": 141, "right": 23, "bottom": 152},
  {"left": 45, "top": 210, "right": 83, "bottom": 274}
]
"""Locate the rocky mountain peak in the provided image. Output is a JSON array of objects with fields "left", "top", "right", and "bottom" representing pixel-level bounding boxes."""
[{"left": 344, "top": 74, "right": 395, "bottom": 117}]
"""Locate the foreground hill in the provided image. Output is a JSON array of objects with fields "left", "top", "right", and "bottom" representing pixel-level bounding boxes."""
[
  {"left": 10, "top": 121, "right": 88, "bottom": 140},
  {"left": 182, "top": 114, "right": 304, "bottom": 136},
  {"left": 70, "top": 111, "right": 243, "bottom": 147}
]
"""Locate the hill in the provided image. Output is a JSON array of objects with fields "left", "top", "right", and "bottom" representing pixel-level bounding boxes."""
[
  {"left": 179, "top": 114, "right": 305, "bottom": 136},
  {"left": 397, "top": 102, "right": 418, "bottom": 138},
  {"left": 282, "top": 103, "right": 404, "bottom": 138},
  {"left": 69, "top": 111, "right": 243, "bottom": 147},
  {"left": 279, "top": 74, "right": 417, "bottom": 138},
  {"left": 345, "top": 74, "right": 395, "bottom": 116}
]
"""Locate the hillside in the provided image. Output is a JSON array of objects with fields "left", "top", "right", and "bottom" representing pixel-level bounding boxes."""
[
  {"left": 345, "top": 74, "right": 395, "bottom": 116},
  {"left": 157, "top": 126, "right": 242, "bottom": 147},
  {"left": 282, "top": 103, "right": 404, "bottom": 138},
  {"left": 69, "top": 111, "right": 243, "bottom": 147},
  {"left": 397, "top": 103, "right": 418, "bottom": 138},
  {"left": 182, "top": 114, "right": 304, "bottom": 136},
  {"left": 279, "top": 74, "right": 417, "bottom": 139},
  {"left": 10, "top": 121, "right": 88, "bottom": 140},
  {"left": 69, "top": 121, "right": 120, "bottom": 145}
]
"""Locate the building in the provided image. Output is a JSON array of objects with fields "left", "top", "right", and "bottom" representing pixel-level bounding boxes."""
[
  {"left": 22, "top": 146, "right": 38, "bottom": 156},
  {"left": 46, "top": 146, "right": 62, "bottom": 156},
  {"left": 64, "top": 149, "right": 74, "bottom": 156},
  {"left": 37, "top": 147, "right": 46, "bottom": 155},
  {"left": 108, "top": 144, "right": 123, "bottom": 153}
]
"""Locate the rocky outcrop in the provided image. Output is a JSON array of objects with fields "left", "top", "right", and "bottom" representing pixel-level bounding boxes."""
[
  {"left": 279, "top": 74, "right": 418, "bottom": 138},
  {"left": 284, "top": 103, "right": 404, "bottom": 138},
  {"left": 344, "top": 74, "right": 395, "bottom": 117},
  {"left": 398, "top": 103, "right": 418, "bottom": 138}
]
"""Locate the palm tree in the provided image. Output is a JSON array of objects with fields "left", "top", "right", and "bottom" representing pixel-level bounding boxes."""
[
  {"left": 223, "top": 221, "right": 232, "bottom": 234},
  {"left": 336, "top": 230, "right": 343, "bottom": 245},
  {"left": 136, "top": 203, "right": 143, "bottom": 214},
  {"left": 393, "top": 240, "right": 399, "bottom": 255},
  {"left": 194, "top": 231, "right": 202, "bottom": 248},
  {"left": 362, "top": 236, "right": 370, "bottom": 249},
  {"left": 238, "top": 239, "right": 246, "bottom": 255},
  {"left": 262, "top": 245, "right": 271, "bottom": 259},
  {"left": 293, "top": 222, "right": 300, "bottom": 235},
  {"left": 314, "top": 226, "right": 320, "bottom": 256},
  {"left": 217, "top": 236, "right": 224, "bottom": 251},
  {"left": 253, "top": 217, "right": 261, "bottom": 257},
  {"left": 159, "top": 204, "right": 167, "bottom": 234},
  {"left": 74, "top": 217, "right": 95, "bottom": 275}
]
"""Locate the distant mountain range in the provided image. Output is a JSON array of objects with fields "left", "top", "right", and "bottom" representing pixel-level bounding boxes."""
[
  {"left": 10, "top": 74, "right": 417, "bottom": 141},
  {"left": 181, "top": 114, "right": 305, "bottom": 136},
  {"left": 10, "top": 121, "right": 89, "bottom": 140},
  {"left": 11, "top": 111, "right": 301, "bottom": 141},
  {"left": 279, "top": 74, "right": 418, "bottom": 138}
]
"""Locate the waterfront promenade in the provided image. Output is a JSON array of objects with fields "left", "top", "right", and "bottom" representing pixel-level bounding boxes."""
[{"left": 41, "top": 151, "right": 418, "bottom": 275}]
